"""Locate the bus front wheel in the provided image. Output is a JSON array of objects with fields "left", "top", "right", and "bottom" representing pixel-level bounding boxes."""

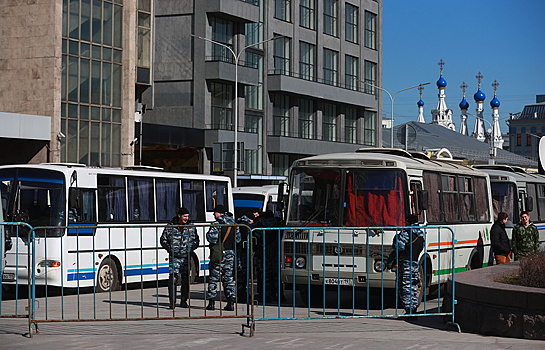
[{"left": 96, "top": 258, "right": 120, "bottom": 292}]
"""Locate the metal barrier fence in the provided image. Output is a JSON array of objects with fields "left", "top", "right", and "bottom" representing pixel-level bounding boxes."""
[
  {"left": 2, "top": 223, "right": 255, "bottom": 337},
  {"left": 248, "top": 225, "right": 460, "bottom": 332},
  {"left": 1, "top": 222, "right": 34, "bottom": 320},
  {"left": 2, "top": 222, "right": 461, "bottom": 337}
]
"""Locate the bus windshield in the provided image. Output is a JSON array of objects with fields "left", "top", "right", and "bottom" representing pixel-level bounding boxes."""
[
  {"left": 233, "top": 193, "right": 265, "bottom": 218},
  {"left": 287, "top": 168, "right": 406, "bottom": 227},
  {"left": 0, "top": 169, "right": 66, "bottom": 237},
  {"left": 491, "top": 182, "right": 517, "bottom": 223}
]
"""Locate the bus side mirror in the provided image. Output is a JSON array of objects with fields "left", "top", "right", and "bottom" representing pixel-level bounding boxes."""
[
  {"left": 526, "top": 197, "right": 534, "bottom": 212},
  {"left": 420, "top": 190, "right": 429, "bottom": 210}
]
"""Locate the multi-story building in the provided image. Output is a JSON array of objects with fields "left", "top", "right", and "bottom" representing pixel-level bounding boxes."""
[
  {"left": 508, "top": 95, "right": 545, "bottom": 161},
  {"left": 141, "top": 0, "right": 382, "bottom": 185},
  {"left": 0, "top": 0, "right": 152, "bottom": 167}
]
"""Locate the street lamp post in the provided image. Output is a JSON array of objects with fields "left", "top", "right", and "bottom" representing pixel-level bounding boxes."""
[
  {"left": 466, "top": 112, "right": 496, "bottom": 164},
  {"left": 191, "top": 34, "right": 283, "bottom": 187},
  {"left": 362, "top": 82, "right": 431, "bottom": 148}
]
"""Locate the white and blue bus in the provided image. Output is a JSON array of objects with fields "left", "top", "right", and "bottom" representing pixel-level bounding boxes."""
[
  {"left": 476, "top": 165, "right": 545, "bottom": 251},
  {"left": 0, "top": 164, "right": 233, "bottom": 291},
  {"left": 281, "top": 149, "right": 494, "bottom": 305}
]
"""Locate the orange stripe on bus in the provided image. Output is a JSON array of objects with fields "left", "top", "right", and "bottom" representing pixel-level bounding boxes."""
[{"left": 428, "top": 239, "right": 479, "bottom": 247}]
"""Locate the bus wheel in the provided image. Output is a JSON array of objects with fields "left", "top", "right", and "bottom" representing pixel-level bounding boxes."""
[
  {"left": 416, "top": 264, "right": 425, "bottom": 307},
  {"left": 96, "top": 258, "right": 120, "bottom": 292},
  {"left": 189, "top": 257, "right": 198, "bottom": 284}
]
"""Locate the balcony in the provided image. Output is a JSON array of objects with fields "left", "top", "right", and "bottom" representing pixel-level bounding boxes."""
[
  {"left": 266, "top": 133, "right": 366, "bottom": 155},
  {"left": 205, "top": 59, "right": 259, "bottom": 86},
  {"left": 205, "top": 0, "right": 259, "bottom": 23},
  {"left": 267, "top": 72, "right": 376, "bottom": 108}
]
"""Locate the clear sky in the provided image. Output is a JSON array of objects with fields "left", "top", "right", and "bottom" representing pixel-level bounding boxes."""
[{"left": 382, "top": 0, "right": 545, "bottom": 133}]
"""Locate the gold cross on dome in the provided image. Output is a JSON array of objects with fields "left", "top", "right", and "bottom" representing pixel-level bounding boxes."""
[
  {"left": 460, "top": 81, "right": 468, "bottom": 95},
  {"left": 438, "top": 59, "right": 445, "bottom": 73},
  {"left": 475, "top": 72, "right": 484, "bottom": 88},
  {"left": 492, "top": 79, "right": 500, "bottom": 93},
  {"left": 418, "top": 84, "right": 425, "bottom": 97}
]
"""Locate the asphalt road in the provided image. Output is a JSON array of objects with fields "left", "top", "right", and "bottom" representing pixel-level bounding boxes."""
[{"left": 0, "top": 283, "right": 542, "bottom": 349}]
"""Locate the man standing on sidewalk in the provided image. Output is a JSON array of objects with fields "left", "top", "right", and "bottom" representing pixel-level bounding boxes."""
[
  {"left": 206, "top": 205, "right": 240, "bottom": 311},
  {"left": 160, "top": 207, "right": 199, "bottom": 309},
  {"left": 512, "top": 211, "right": 539, "bottom": 260}
]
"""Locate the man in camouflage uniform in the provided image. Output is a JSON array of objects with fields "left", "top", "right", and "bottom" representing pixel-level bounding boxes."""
[
  {"left": 512, "top": 211, "right": 539, "bottom": 260},
  {"left": 206, "top": 205, "right": 240, "bottom": 311},
  {"left": 160, "top": 207, "right": 199, "bottom": 309},
  {"left": 392, "top": 214, "right": 424, "bottom": 315}
]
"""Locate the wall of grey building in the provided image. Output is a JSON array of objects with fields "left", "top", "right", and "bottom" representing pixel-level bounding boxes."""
[
  {"left": 142, "top": 0, "right": 382, "bottom": 179},
  {"left": 509, "top": 120, "right": 545, "bottom": 161}
]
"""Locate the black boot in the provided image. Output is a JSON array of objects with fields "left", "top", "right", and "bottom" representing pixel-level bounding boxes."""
[
  {"left": 168, "top": 274, "right": 177, "bottom": 309},
  {"left": 179, "top": 299, "right": 189, "bottom": 308},
  {"left": 224, "top": 300, "right": 234, "bottom": 311},
  {"left": 206, "top": 299, "right": 215, "bottom": 311}
]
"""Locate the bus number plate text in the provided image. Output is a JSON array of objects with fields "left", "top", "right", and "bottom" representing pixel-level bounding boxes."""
[
  {"left": 324, "top": 278, "right": 353, "bottom": 286},
  {"left": 2, "top": 273, "right": 15, "bottom": 282}
]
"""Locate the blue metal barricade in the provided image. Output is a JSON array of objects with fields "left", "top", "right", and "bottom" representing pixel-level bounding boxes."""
[
  {"left": 18, "top": 223, "right": 254, "bottom": 337},
  {"left": 250, "top": 225, "right": 460, "bottom": 332},
  {"left": 1, "top": 222, "right": 34, "bottom": 320}
]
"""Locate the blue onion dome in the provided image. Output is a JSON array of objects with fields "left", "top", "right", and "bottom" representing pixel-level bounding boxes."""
[
  {"left": 474, "top": 88, "right": 486, "bottom": 102},
  {"left": 459, "top": 97, "right": 469, "bottom": 110},
  {"left": 436, "top": 75, "right": 447, "bottom": 88},
  {"left": 417, "top": 98, "right": 424, "bottom": 107},
  {"left": 490, "top": 94, "right": 500, "bottom": 108}
]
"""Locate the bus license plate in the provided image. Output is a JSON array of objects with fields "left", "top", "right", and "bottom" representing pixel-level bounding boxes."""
[
  {"left": 324, "top": 278, "right": 353, "bottom": 286},
  {"left": 2, "top": 273, "right": 15, "bottom": 282}
]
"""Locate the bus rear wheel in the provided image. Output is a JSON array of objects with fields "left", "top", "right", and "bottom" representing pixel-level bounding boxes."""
[{"left": 96, "top": 258, "right": 120, "bottom": 292}]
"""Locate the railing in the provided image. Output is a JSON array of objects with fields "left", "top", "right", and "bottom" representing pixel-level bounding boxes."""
[
  {"left": 2, "top": 222, "right": 461, "bottom": 337},
  {"left": 249, "top": 225, "right": 460, "bottom": 332}
]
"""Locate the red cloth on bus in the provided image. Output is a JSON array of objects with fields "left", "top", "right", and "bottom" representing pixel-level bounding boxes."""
[{"left": 345, "top": 175, "right": 404, "bottom": 227}]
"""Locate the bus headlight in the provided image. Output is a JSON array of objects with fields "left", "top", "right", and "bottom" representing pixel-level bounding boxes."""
[
  {"left": 36, "top": 260, "right": 61, "bottom": 275},
  {"left": 374, "top": 259, "right": 386, "bottom": 272},
  {"left": 295, "top": 256, "right": 306, "bottom": 269}
]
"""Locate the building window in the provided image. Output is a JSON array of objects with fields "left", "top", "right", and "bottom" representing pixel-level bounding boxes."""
[
  {"left": 273, "top": 94, "right": 290, "bottom": 136},
  {"left": 299, "top": 41, "right": 315, "bottom": 81},
  {"left": 211, "top": 82, "right": 233, "bottom": 130},
  {"left": 245, "top": 52, "right": 263, "bottom": 110},
  {"left": 345, "top": 55, "right": 358, "bottom": 91},
  {"left": 271, "top": 153, "right": 291, "bottom": 176},
  {"left": 345, "top": 107, "right": 358, "bottom": 143},
  {"left": 345, "top": 3, "right": 358, "bottom": 43},
  {"left": 300, "top": 0, "right": 315, "bottom": 30},
  {"left": 323, "top": 48, "right": 338, "bottom": 86},
  {"left": 274, "top": 0, "right": 291, "bottom": 22},
  {"left": 527, "top": 133, "right": 532, "bottom": 146},
  {"left": 324, "top": 0, "right": 337, "bottom": 37},
  {"left": 244, "top": 114, "right": 263, "bottom": 174},
  {"left": 137, "top": 1, "right": 151, "bottom": 68},
  {"left": 365, "top": 11, "right": 376, "bottom": 49},
  {"left": 211, "top": 17, "right": 233, "bottom": 62},
  {"left": 299, "top": 98, "right": 315, "bottom": 139},
  {"left": 364, "top": 110, "right": 376, "bottom": 146},
  {"left": 273, "top": 35, "right": 290, "bottom": 75},
  {"left": 61, "top": 0, "right": 123, "bottom": 167},
  {"left": 517, "top": 133, "right": 521, "bottom": 146},
  {"left": 322, "top": 103, "right": 337, "bottom": 141},
  {"left": 364, "top": 60, "right": 377, "bottom": 94}
]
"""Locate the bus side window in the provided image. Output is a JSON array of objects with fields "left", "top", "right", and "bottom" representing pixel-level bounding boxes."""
[
  {"left": 409, "top": 181, "right": 424, "bottom": 222},
  {"left": 205, "top": 181, "right": 228, "bottom": 213},
  {"left": 526, "top": 183, "right": 538, "bottom": 222},
  {"left": 182, "top": 180, "right": 205, "bottom": 222},
  {"left": 68, "top": 189, "right": 96, "bottom": 223}
]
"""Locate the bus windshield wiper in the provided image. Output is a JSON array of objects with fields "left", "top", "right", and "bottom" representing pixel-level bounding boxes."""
[{"left": 302, "top": 206, "right": 324, "bottom": 227}]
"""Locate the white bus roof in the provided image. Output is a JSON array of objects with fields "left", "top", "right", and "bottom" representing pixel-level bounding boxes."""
[{"left": 292, "top": 150, "right": 486, "bottom": 177}]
